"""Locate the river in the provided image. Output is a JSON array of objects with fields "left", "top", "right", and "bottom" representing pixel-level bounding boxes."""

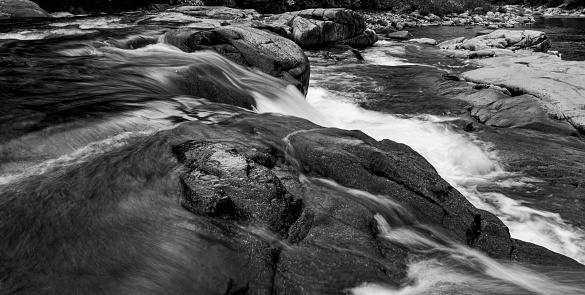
[{"left": 1, "top": 13, "right": 584, "bottom": 294}]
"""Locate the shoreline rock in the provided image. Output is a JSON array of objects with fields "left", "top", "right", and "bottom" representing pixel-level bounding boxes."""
[{"left": 460, "top": 52, "right": 585, "bottom": 135}]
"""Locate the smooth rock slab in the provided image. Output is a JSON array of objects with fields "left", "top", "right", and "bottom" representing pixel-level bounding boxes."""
[
  {"left": 462, "top": 53, "right": 585, "bottom": 134},
  {"left": 457, "top": 88, "right": 578, "bottom": 136}
]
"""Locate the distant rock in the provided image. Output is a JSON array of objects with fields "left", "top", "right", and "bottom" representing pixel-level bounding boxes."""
[
  {"left": 0, "top": 0, "right": 51, "bottom": 18},
  {"left": 162, "top": 26, "right": 310, "bottom": 95},
  {"left": 254, "top": 8, "right": 377, "bottom": 48},
  {"left": 439, "top": 29, "right": 550, "bottom": 52}
]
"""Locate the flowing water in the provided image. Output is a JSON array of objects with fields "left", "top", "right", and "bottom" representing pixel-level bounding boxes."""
[{"left": 1, "top": 14, "right": 585, "bottom": 294}]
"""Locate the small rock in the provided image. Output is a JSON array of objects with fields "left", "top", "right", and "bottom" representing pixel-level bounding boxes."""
[{"left": 386, "top": 30, "right": 412, "bottom": 40}]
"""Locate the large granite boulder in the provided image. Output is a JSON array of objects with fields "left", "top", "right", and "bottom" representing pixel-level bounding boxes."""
[
  {"left": 0, "top": 0, "right": 51, "bottom": 18},
  {"left": 461, "top": 53, "right": 585, "bottom": 135},
  {"left": 439, "top": 29, "right": 550, "bottom": 52},
  {"left": 162, "top": 26, "right": 310, "bottom": 95},
  {"left": 255, "top": 8, "right": 378, "bottom": 48},
  {"left": 456, "top": 88, "right": 579, "bottom": 136}
]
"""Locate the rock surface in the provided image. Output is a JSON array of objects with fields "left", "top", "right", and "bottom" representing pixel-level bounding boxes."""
[
  {"left": 0, "top": 0, "right": 51, "bottom": 18},
  {"left": 461, "top": 53, "right": 585, "bottom": 135},
  {"left": 162, "top": 26, "right": 310, "bottom": 95},
  {"left": 254, "top": 8, "right": 378, "bottom": 48}
]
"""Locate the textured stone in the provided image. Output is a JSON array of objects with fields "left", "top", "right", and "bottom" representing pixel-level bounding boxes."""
[{"left": 0, "top": 0, "right": 51, "bottom": 18}]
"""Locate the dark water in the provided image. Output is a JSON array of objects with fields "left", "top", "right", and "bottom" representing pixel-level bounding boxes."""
[{"left": 1, "top": 13, "right": 585, "bottom": 294}]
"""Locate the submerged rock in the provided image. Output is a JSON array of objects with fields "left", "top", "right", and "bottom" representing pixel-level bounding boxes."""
[{"left": 0, "top": 0, "right": 51, "bottom": 18}]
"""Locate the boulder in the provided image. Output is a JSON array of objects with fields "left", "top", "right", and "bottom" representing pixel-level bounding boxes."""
[
  {"left": 462, "top": 53, "right": 585, "bottom": 135},
  {"left": 441, "top": 30, "right": 550, "bottom": 53},
  {"left": 162, "top": 26, "right": 310, "bottom": 95},
  {"left": 0, "top": 0, "right": 51, "bottom": 18},
  {"left": 257, "top": 8, "right": 377, "bottom": 48},
  {"left": 457, "top": 89, "right": 578, "bottom": 136}
]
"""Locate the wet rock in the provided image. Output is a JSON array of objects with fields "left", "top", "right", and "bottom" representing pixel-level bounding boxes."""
[
  {"left": 512, "top": 239, "right": 583, "bottom": 267},
  {"left": 173, "top": 141, "right": 305, "bottom": 237},
  {"left": 163, "top": 26, "right": 310, "bottom": 95},
  {"left": 284, "top": 127, "right": 515, "bottom": 259},
  {"left": 0, "top": 0, "right": 51, "bottom": 18}
]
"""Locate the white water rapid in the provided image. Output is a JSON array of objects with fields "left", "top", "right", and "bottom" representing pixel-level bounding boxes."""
[{"left": 254, "top": 68, "right": 585, "bottom": 266}]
